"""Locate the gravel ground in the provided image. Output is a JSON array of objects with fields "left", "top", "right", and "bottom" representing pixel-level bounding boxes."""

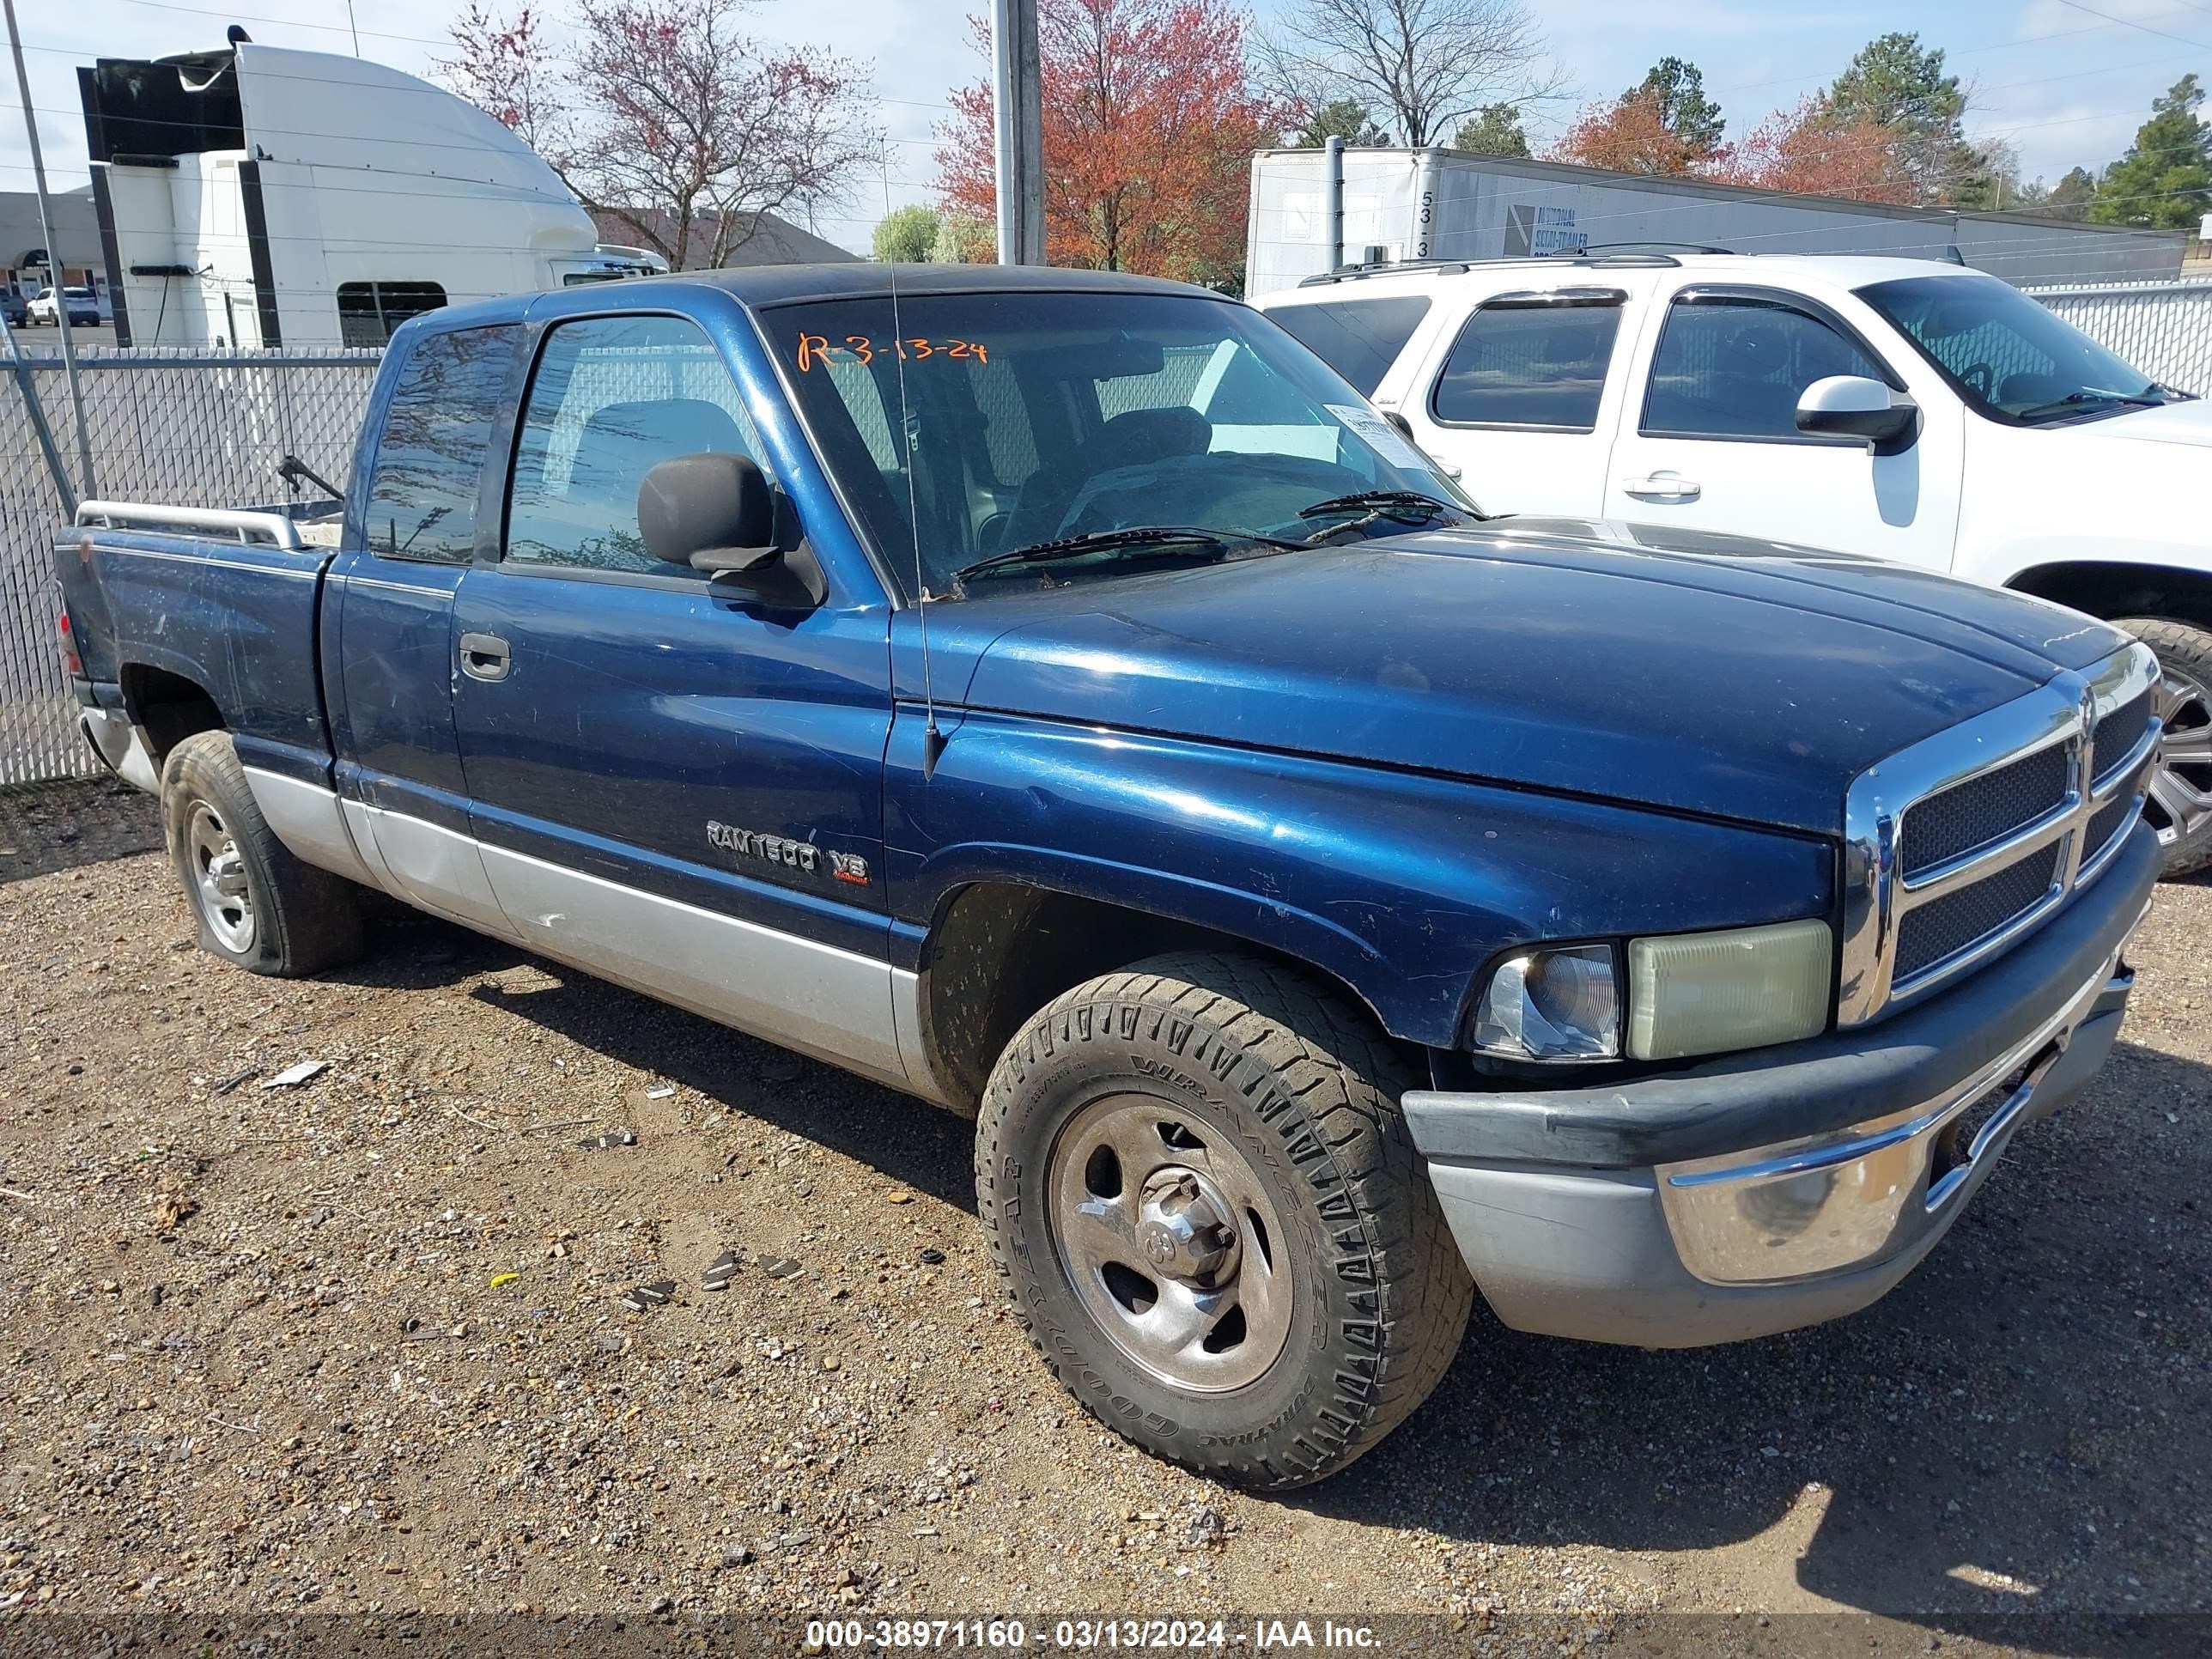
[{"left": 0, "top": 780, "right": 2203, "bottom": 1654}]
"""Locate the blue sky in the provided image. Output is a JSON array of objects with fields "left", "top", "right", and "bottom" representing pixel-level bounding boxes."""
[{"left": 4, "top": 0, "right": 2208, "bottom": 252}]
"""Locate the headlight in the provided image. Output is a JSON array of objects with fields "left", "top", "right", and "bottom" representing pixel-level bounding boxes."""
[
  {"left": 1470, "top": 945, "right": 1620, "bottom": 1061},
  {"left": 1626, "top": 918, "right": 1832, "bottom": 1060}
]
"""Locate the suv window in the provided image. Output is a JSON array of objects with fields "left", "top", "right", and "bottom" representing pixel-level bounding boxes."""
[
  {"left": 504, "top": 314, "right": 767, "bottom": 576},
  {"left": 1264, "top": 295, "right": 1431, "bottom": 395},
  {"left": 362, "top": 323, "right": 518, "bottom": 563},
  {"left": 1431, "top": 301, "right": 1622, "bottom": 429},
  {"left": 1643, "top": 295, "right": 1889, "bottom": 441}
]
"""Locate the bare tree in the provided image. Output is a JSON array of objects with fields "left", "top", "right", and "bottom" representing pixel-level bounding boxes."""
[
  {"left": 1258, "top": 0, "right": 1563, "bottom": 149},
  {"left": 436, "top": 4, "right": 568, "bottom": 155},
  {"left": 441, "top": 0, "right": 880, "bottom": 270}
]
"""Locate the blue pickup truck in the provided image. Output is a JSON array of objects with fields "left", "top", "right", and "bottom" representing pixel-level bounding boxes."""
[{"left": 59, "top": 265, "right": 2160, "bottom": 1488}]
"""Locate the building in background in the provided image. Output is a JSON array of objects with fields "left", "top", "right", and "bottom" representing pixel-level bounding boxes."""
[
  {"left": 76, "top": 38, "right": 659, "bottom": 348},
  {"left": 1247, "top": 149, "right": 2187, "bottom": 299},
  {"left": 0, "top": 185, "right": 109, "bottom": 313},
  {"left": 586, "top": 208, "right": 856, "bottom": 270}
]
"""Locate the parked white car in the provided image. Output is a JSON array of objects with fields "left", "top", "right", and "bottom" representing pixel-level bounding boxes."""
[
  {"left": 27, "top": 286, "right": 100, "bottom": 327},
  {"left": 1254, "top": 250, "right": 2212, "bottom": 873}
]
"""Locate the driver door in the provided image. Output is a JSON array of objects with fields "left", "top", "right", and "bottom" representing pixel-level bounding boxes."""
[{"left": 1601, "top": 283, "right": 1962, "bottom": 572}]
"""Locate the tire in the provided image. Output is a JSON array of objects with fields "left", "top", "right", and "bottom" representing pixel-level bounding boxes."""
[
  {"left": 975, "top": 951, "right": 1474, "bottom": 1489},
  {"left": 161, "top": 731, "right": 365, "bottom": 975},
  {"left": 2114, "top": 617, "right": 2212, "bottom": 879}
]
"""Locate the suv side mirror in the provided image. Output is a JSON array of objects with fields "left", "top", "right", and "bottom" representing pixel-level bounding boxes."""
[
  {"left": 1796, "top": 375, "right": 1917, "bottom": 454},
  {"left": 637, "top": 453, "right": 823, "bottom": 605}
]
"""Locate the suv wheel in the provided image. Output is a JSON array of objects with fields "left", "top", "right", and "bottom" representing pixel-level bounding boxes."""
[
  {"left": 975, "top": 951, "right": 1473, "bottom": 1489},
  {"left": 2117, "top": 617, "right": 2212, "bottom": 878}
]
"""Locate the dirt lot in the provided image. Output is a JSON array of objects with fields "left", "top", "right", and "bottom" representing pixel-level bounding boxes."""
[{"left": 0, "top": 779, "right": 2204, "bottom": 1652}]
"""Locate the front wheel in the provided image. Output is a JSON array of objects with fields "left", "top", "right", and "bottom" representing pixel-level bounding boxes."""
[
  {"left": 975, "top": 951, "right": 1473, "bottom": 1489},
  {"left": 2115, "top": 617, "right": 2212, "bottom": 878}
]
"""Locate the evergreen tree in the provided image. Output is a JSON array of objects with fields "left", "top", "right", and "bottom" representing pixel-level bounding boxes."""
[
  {"left": 2089, "top": 76, "right": 2212, "bottom": 229},
  {"left": 1453, "top": 104, "right": 1529, "bottom": 157},
  {"left": 1293, "top": 97, "right": 1389, "bottom": 148},
  {"left": 1822, "top": 32, "right": 1986, "bottom": 204},
  {"left": 1628, "top": 58, "right": 1723, "bottom": 161}
]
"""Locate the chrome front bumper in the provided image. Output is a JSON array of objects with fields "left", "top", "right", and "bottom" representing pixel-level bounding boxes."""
[
  {"left": 1656, "top": 935, "right": 2136, "bottom": 1286},
  {"left": 1406, "top": 828, "right": 2157, "bottom": 1349}
]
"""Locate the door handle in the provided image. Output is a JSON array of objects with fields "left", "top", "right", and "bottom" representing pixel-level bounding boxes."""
[
  {"left": 459, "top": 632, "right": 511, "bottom": 682},
  {"left": 1621, "top": 474, "right": 1702, "bottom": 501}
]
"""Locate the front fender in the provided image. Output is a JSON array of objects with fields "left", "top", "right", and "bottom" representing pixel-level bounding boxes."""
[{"left": 885, "top": 712, "right": 1835, "bottom": 1048}]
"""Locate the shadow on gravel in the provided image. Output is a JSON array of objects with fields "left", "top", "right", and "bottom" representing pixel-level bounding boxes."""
[
  {"left": 1290, "top": 1037, "right": 2211, "bottom": 1650},
  {"left": 0, "top": 776, "right": 161, "bottom": 884},
  {"left": 404, "top": 929, "right": 981, "bottom": 1212}
]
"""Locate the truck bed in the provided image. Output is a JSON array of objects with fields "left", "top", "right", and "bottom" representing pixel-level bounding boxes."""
[{"left": 58, "top": 499, "right": 347, "bottom": 787}]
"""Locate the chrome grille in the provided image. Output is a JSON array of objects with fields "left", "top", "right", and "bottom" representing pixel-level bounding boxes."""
[
  {"left": 1839, "top": 642, "right": 2160, "bottom": 1025},
  {"left": 2085, "top": 793, "right": 2141, "bottom": 866},
  {"left": 2092, "top": 689, "right": 2154, "bottom": 787},
  {"left": 1893, "top": 842, "right": 2063, "bottom": 981},
  {"left": 1898, "top": 742, "right": 2069, "bottom": 879}
]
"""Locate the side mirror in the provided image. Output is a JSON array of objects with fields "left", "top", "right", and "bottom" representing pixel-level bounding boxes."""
[
  {"left": 637, "top": 452, "right": 825, "bottom": 607},
  {"left": 1796, "top": 375, "right": 1917, "bottom": 454},
  {"left": 639, "top": 452, "right": 775, "bottom": 573}
]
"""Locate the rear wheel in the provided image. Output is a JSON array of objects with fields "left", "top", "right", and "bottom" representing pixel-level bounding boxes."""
[
  {"left": 975, "top": 951, "right": 1473, "bottom": 1489},
  {"left": 161, "top": 731, "right": 365, "bottom": 975},
  {"left": 2115, "top": 617, "right": 2212, "bottom": 878}
]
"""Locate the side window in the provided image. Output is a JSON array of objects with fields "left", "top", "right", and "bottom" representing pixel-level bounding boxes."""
[
  {"left": 504, "top": 313, "right": 768, "bottom": 576},
  {"left": 1431, "top": 301, "right": 1622, "bottom": 429},
  {"left": 1264, "top": 296, "right": 1432, "bottom": 395},
  {"left": 1643, "top": 296, "right": 1890, "bottom": 441},
  {"left": 362, "top": 323, "right": 517, "bottom": 563},
  {"left": 337, "top": 281, "right": 448, "bottom": 347}
]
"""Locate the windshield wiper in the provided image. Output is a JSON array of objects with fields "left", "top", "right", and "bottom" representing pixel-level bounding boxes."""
[
  {"left": 1297, "top": 489, "right": 1464, "bottom": 523},
  {"left": 2015, "top": 387, "right": 2170, "bottom": 423},
  {"left": 948, "top": 524, "right": 1306, "bottom": 588}
]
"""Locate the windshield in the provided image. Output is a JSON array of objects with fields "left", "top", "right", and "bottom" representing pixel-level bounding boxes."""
[
  {"left": 1856, "top": 272, "right": 2173, "bottom": 424},
  {"left": 769, "top": 289, "right": 1469, "bottom": 599}
]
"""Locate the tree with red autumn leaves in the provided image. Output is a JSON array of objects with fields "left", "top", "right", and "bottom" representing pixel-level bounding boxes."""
[
  {"left": 1552, "top": 89, "right": 1705, "bottom": 178},
  {"left": 935, "top": 0, "right": 1285, "bottom": 288},
  {"left": 1706, "top": 100, "right": 1917, "bottom": 205}
]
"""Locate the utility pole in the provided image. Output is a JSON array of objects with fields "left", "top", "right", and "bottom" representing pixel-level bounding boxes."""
[
  {"left": 991, "top": 0, "right": 1044, "bottom": 264},
  {"left": 3, "top": 0, "right": 96, "bottom": 502}
]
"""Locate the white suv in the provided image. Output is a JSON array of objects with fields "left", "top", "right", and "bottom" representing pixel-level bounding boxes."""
[{"left": 1254, "top": 250, "right": 2212, "bottom": 873}]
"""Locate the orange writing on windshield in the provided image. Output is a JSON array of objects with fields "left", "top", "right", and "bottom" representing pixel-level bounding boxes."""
[{"left": 795, "top": 333, "right": 988, "bottom": 371}]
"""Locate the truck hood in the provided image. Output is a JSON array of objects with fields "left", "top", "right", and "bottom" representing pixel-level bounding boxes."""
[
  {"left": 938, "top": 520, "right": 2129, "bottom": 836},
  {"left": 2065, "top": 396, "right": 2212, "bottom": 450}
]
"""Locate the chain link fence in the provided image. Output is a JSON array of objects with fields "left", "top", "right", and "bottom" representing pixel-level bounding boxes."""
[
  {"left": 2029, "top": 276, "right": 2212, "bottom": 397},
  {"left": 3, "top": 283, "right": 2211, "bottom": 787},
  {"left": 0, "top": 344, "right": 380, "bottom": 784}
]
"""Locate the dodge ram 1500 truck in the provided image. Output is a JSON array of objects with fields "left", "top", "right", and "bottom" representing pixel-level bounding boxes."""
[{"left": 58, "top": 265, "right": 2160, "bottom": 1489}]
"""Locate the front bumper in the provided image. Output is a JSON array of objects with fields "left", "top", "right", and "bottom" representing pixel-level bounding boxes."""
[{"left": 1403, "top": 823, "right": 2158, "bottom": 1348}]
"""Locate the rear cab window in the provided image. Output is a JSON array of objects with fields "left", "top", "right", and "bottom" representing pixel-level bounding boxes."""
[
  {"left": 1262, "top": 295, "right": 1432, "bottom": 395},
  {"left": 361, "top": 324, "right": 519, "bottom": 562}
]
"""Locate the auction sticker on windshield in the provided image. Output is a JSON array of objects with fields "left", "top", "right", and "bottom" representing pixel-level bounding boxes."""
[{"left": 1327, "top": 403, "right": 1430, "bottom": 472}]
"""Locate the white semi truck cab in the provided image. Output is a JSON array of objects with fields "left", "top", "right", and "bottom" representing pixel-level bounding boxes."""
[{"left": 76, "top": 37, "right": 659, "bottom": 349}]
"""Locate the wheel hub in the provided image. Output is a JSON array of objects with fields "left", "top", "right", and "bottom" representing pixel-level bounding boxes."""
[
  {"left": 1135, "top": 1169, "right": 1240, "bottom": 1285},
  {"left": 1045, "top": 1093, "right": 1293, "bottom": 1395},
  {"left": 2148, "top": 664, "right": 2212, "bottom": 851},
  {"left": 186, "top": 802, "right": 255, "bottom": 954}
]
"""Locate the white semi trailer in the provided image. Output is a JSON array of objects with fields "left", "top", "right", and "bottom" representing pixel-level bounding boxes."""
[
  {"left": 1244, "top": 148, "right": 2186, "bottom": 301},
  {"left": 76, "top": 36, "right": 659, "bottom": 348}
]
